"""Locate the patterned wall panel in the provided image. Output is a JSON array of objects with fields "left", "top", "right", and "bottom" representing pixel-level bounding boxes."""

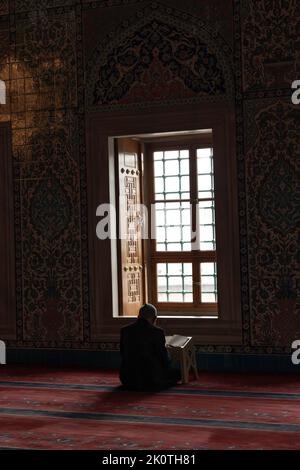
[
  {"left": 86, "top": 4, "right": 234, "bottom": 109},
  {"left": 15, "top": 0, "right": 75, "bottom": 13},
  {"left": 242, "top": 0, "right": 300, "bottom": 91},
  {"left": 0, "top": 17, "right": 8, "bottom": 60},
  {"left": 158, "top": 0, "right": 234, "bottom": 46},
  {"left": 0, "top": 0, "right": 8, "bottom": 16},
  {"left": 245, "top": 98, "right": 300, "bottom": 346},
  {"left": 21, "top": 169, "right": 82, "bottom": 343},
  {"left": 15, "top": 9, "right": 77, "bottom": 110},
  {"left": 0, "top": 17, "right": 10, "bottom": 122},
  {"left": 8, "top": 6, "right": 83, "bottom": 345}
]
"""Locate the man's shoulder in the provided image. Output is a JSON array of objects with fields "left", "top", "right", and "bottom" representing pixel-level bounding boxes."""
[
  {"left": 151, "top": 324, "right": 165, "bottom": 337},
  {"left": 121, "top": 320, "right": 164, "bottom": 337},
  {"left": 120, "top": 322, "right": 137, "bottom": 334}
]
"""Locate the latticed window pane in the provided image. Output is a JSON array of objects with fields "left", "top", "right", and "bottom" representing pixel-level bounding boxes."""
[
  {"left": 154, "top": 150, "right": 190, "bottom": 200},
  {"left": 200, "top": 262, "right": 218, "bottom": 303},
  {"left": 197, "top": 147, "right": 214, "bottom": 200},
  {"left": 151, "top": 140, "right": 218, "bottom": 311},
  {"left": 197, "top": 147, "right": 216, "bottom": 252},
  {"left": 198, "top": 200, "right": 216, "bottom": 251},
  {"left": 155, "top": 202, "right": 191, "bottom": 252},
  {"left": 157, "top": 263, "right": 193, "bottom": 303}
]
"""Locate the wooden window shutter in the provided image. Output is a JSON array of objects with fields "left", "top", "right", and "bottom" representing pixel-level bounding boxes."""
[{"left": 117, "top": 138, "right": 145, "bottom": 316}]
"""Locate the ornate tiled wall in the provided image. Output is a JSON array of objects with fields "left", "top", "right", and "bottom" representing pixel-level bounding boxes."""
[
  {"left": 241, "top": 0, "right": 300, "bottom": 350},
  {"left": 1, "top": 0, "right": 299, "bottom": 356}
]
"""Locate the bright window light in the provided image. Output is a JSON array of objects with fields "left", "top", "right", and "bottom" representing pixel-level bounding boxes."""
[{"left": 0, "top": 80, "right": 6, "bottom": 104}]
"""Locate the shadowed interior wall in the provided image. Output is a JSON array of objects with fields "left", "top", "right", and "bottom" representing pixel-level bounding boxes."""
[{"left": 0, "top": 0, "right": 299, "bottom": 360}]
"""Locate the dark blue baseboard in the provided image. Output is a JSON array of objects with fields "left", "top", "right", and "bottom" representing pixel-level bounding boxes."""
[
  {"left": 6, "top": 348, "right": 300, "bottom": 373},
  {"left": 6, "top": 348, "right": 122, "bottom": 369},
  {"left": 198, "top": 353, "right": 299, "bottom": 373}
]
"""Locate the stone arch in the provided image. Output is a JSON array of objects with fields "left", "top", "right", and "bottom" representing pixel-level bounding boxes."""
[{"left": 86, "top": 4, "right": 234, "bottom": 109}]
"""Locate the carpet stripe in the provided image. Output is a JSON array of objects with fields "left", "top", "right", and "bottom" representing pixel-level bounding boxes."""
[
  {"left": 0, "top": 380, "right": 300, "bottom": 401},
  {"left": 1, "top": 407, "right": 300, "bottom": 433}
]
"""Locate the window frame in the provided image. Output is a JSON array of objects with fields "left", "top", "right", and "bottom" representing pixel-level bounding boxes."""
[{"left": 87, "top": 103, "right": 242, "bottom": 344}]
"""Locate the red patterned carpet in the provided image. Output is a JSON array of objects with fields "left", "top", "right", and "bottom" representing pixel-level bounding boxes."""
[{"left": 0, "top": 366, "right": 300, "bottom": 450}]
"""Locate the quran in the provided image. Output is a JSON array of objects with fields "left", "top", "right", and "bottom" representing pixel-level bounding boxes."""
[{"left": 165, "top": 335, "right": 191, "bottom": 348}]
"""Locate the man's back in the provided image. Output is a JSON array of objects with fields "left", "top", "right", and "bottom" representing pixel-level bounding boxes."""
[{"left": 120, "top": 317, "right": 171, "bottom": 390}]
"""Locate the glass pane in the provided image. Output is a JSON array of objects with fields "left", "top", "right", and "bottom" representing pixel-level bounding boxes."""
[
  {"left": 180, "top": 150, "right": 189, "bottom": 158},
  {"left": 201, "top": 262, "right": 215, "bottom": 275},
  {"left": 158, "top": 293, "right": 168, "bottom": 302},
  {"left": 164, "top": 150, "right": 179, "bottom": 159},
  {"left": 156, "top": 227, "right": 166, "bottom": 243},
  {"left": 157, "top": 263, "right": 193, "bottom": 303},
  {"left": 167, "top": 243, "right": 182, "bottom": 251},
  {"left": 154, "top": 161, "right": 164, "bottom": 176},
  {"left": 182, "top": 207, "right": 191, "bottom": 225},
  {"left": 164, "top": 160, "right": 179, "bottom": 176},
  {"left": 198, "top": 191, "right": 214, "bottom": 199},
  {"left": 182, "top": 226, "right": 191, "bottom": 242},
  {"left": 154, "top": 151, "right": 163, "bottom": 161},
  {"left": 155, "top": 177, "right": 164, "bottom": 193},
  {"left": 202, "top": 293, "right": 217, "bottom": 302},
  {"left": 202, "top": 276, "right": 215, "bottom": 292},
  {"left": 180, "top": 159, "right": 189, "bottom": 175},
  {"left": 198, "top": 174, "right": 213, "bottom": 191},
  {"left": 157, "top": 264, "right": 167, "bottom": 275},
  {"left": 201, "top": 226, "right": 214, "bottom": 242},
  {"left": 169, "top": 293, "right": 184, "bottom": 302},
  {"left": 184, "top": 276, "right": 193, "bottom": 292},
  {"left": 155, "top": 202, "right": 191, "bottom": 252},
  {"left": 166, "top": 208, "right": 181, "bottom": 225},
  {"left": 157, "top": 276, "right": 167, "bottom": 292},
  {"left": 198, "top": 157, "right": 212, "bottom": 174},
  {"left": 157, "top": 243, "right": 166, "bottom": 251},
  {"left": 197, "top": 147, "right": 215, "bottom": 199},
  {"left": 181, "top": 176, "right": 189, "bottom": 192},
  {"left": 167, "top": 263, "right": 183, "bottom": 276},
  {"left": 166, "top": 226, "right": 181, "bottom": 242},
  {"left": 198, "top": 200, "right": 216, "bottom": 251},
  {"left": 184, "top": 293, "right": 193, "bottom": 302},
  {"left": 153, "top": 149, "right": 190, "bottom": 200},
  {"left": 183, "top": 264, "right": 192, "bottom": 275},
  {"left": 200, "top": 262, "right": 217, "bottom": 303},
  {"left": 198, "top": 174, "right": 214, "bottom": 199},
  {"left": 156, "top": 209, "right": 165, "bottom": 226},
  {"left": 197, "top": 148, "right": 212, "bottom": 158},
  {"left": 165, "top": 176, "right": 179, "bottom": 193}
]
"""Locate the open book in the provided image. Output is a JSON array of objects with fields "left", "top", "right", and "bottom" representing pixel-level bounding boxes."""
[{"left": 165, "top": 335, "right": 191, "bottom": 348}]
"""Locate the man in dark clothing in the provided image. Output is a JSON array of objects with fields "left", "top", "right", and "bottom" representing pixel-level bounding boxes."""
[{"left": 119, "top": 303, "right": 180, "bottom": 391}]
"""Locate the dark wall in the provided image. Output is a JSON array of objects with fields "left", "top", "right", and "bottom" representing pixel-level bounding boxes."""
[{"left": 0, "top": 0, "right": 299, "bottom": 359}]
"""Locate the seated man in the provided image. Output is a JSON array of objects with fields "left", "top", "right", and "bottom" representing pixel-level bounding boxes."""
[{"left": 119, "top": 303, "right": 180, "bottom": 391}]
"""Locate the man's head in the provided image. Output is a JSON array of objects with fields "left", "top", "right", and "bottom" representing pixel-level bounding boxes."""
[{"left": 138, "top": 303, "right": 157, "bottom": 324}]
